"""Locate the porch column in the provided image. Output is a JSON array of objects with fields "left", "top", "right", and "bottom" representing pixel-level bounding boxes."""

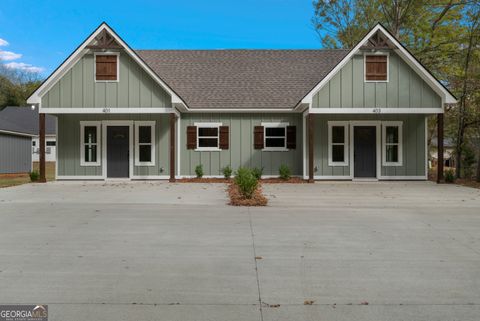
[
  {"left": 437, "top": 113, "right": 444, "bottom": 183},
  {"left": 169, "top": 113, "right": 176, "bottom": 182},
  {"left": 39, "top": 113, "right": 46, "bottom": 183},
  {"left": 308, "top": 114, "right": 314, "bottom": 183}
]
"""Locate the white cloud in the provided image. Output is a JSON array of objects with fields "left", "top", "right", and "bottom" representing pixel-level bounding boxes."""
[
  {"left": 4, "top": 62, "right": 44, "bottom": 73},
  {"left": 0, "top": 38, "right": 44, "bottom": 73},
  {"left": 0, "top": 50, "right": 22, "bottom": 61}
]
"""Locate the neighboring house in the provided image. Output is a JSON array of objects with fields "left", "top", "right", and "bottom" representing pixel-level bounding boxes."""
[
  {"left": 27, "top": 22, "right": 456, "bottom": 181},
  {"left": 430, "top": 138, "right": 456, "bottom": 169},
  {"left": 0, "top": 107, "right": 56, "bottom": 174}
]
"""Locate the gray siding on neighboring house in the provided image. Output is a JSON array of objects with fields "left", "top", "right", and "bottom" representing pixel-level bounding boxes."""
[
  {"left": 0, "top": 133, "right": 32, "bottom": 174},
  {"left": 180, "top": 113, "right": 303, "bottom": 176},
  {"left": 56, "top": 114, "right": 171, "bottom": 177},
  {"left": 312, "top": 51, "right": 442, "bottom": 109},
  {"left": 312, "top": 114, "right": 426, "bottom": 177},
  {"left": 42, "top": 53, "right": 172, "bottom": 108}
]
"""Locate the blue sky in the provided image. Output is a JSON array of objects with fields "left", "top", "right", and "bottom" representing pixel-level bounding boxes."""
[{"left": 0, "top": 0, "right": 321, "bottom": 77}]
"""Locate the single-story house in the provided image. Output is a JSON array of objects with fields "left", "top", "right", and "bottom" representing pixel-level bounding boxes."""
[
  {"left": 0, "top": 107, "right": 56, "bottom": 174},
  {"left": 27, "top": 22, "right": 456, "bottom": 181}
]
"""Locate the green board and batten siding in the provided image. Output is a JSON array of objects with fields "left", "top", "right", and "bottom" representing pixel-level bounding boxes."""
[
  {"left": 57, "top": 114, "right": 171, "bottom": 177},
  {"left": 180, "top": 114, "right": 303, "bottom": 176},
  {"left": 312, "top": 51, "right": 441, "bottom": 109},
  {"left": 41, "top": 53, "right": 171, "bottom": 108},
  {"left": 312, "top": 114, "right": 426, "bottom": 177}
]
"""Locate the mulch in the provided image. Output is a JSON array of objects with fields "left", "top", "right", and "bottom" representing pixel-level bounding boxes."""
[
  {"left": 177, "top": 177, "right": 231, "bottom": 183},
  {"left": 177, "top": 177, "right": 307, "bottom": 184},
  {"left": 0, "top": 173, "right": 29, "bottom": 179},
  {"left": 228, "top": 183, "right": 268, "bottom": 206},
  {"left": 261, "top": 177, "right": 308, "bottom": 184}
]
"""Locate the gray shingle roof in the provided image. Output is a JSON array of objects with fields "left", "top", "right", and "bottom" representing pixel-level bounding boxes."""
[
  {"left": 0, "top": 107, "right": 56, "bottom": 136},
  {"left": 136, "top": 49, "right": 349, "bottom": 109}
]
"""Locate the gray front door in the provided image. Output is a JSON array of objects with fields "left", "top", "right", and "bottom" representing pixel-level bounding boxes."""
[
  {"left": 354, "top": 126, "right": 376, "bottom": 178},
  {"left": 107, "top": 126, "right": 129, "bottom": 178}
]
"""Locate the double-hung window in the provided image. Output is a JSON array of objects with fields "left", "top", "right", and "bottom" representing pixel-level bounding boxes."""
[
  {"left": 382, "top": 121, "right": 403, "bottom": 166},
  {"left": 135, "top": 121, "right": 155, "bottom": 166},
  {"left": 195, "top": 123, "right": 221, "bottom": 151},
  {"left": 262, "top": 122, "right": 288, "bottom": 151},
  {"left": 328, "top": 121, "right": 349, "bottom": 166},
  {"left": 80, "top": 121, "right": 101, "bottom": 166}
]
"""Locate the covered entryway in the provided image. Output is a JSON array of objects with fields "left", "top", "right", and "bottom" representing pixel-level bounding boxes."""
[{"left": 353, "top": 126, "right": 377, "bottom": 178}]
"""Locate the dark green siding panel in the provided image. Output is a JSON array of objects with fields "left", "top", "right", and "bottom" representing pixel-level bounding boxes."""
[
  {"left": 42, "top": 53, "right": 171, "bottom": 108},
  {"left": 313, "top": 51, "right": 441, "bottom": 109},
  {"left": 57, "top": 114, "right": 170, "bottom": 177},
  {"left": 180, "top": 113, "right": 303, "bottom": 176}
]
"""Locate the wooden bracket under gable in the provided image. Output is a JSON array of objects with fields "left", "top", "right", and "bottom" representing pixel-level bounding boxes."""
[{"left": 86, "top": 29, "right": 123, "bottom": 50}]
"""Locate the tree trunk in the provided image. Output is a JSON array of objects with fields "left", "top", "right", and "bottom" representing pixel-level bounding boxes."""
[
  {"left": 455, "top": 14, "right": 477, "bottom": 179},
  {"left": 477, "top": 148, "right": 480, "bottom": 182}
]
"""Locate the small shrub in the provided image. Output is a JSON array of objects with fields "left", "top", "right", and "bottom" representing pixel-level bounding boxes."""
[
  {"left": 444, "top": 168, "right": 455, "bottom": 183},
  {"left": 234, "top": 167, "right": 258, "bottom": 199},
  {"left": 279, "top": 164, "right": 291, "bottom": 180},
  {"left": 251, "top": 167, "right": 263, "bottom": 180},
  {"left": 29, "top": 170, "right": 39, "bottom": 182},
  {"left": 222, "top": 165, "right": 233, "bottom": 179},
  {"left": 195, "top": 164, "right": 204, "bottom": 178}
]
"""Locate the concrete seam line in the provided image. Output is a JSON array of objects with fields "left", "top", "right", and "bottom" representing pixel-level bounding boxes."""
[{"left": 248, "top": 207, "right": 264, "bottom": 321}]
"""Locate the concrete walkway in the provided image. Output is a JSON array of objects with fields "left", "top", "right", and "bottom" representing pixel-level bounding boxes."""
[{"left": 0, "top": 181, "right": 479, "bottom": 320}]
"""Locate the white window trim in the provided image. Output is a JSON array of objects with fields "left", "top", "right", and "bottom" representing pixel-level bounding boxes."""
[
  {"left": 134, "top": 121, "right": 156, "bottom": 166},
  {"left": 194, "top": 122, "right": 222, "bottom": 152},
  {"left": 80, "top": 121, "right": 101, "bottom": 166},
  {"left": 382, "top": 121, "right": 403, "bottom": 166},
  {"left": 94, "top": 52, "right": 120, "bottom": 83},
  {"left": 364, "top": 52, "right": 389, "bottom": 83},
  {"left": 328, "top": 121, "right": 349, "bottom": 166},
  {"left": 262, "top": 122, "right": 289, "bottom": 152}
]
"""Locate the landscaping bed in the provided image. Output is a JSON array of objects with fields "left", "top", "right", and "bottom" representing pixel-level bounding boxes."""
[
  {"left": 177, "top": 178, "right": 230, "bottom": 183},
  {"left": 261, "top": 177, "right": 307, "bottom": 184},
  {"left": 228, "top": 182, "right": 268, "bottom": 206}
]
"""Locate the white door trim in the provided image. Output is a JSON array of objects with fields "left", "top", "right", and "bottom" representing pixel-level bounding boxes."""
[
  {"left": 349, "top": 121, "right": 381, "bottom": 179},
  {"left": 102, "top": 120, "right": 134, "bottom": 179}
]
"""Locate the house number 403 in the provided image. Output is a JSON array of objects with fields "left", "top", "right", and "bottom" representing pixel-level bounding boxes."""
[
  {"left": 372, "top": 108, "right": 382, "bottom": 113},
  {"left": 102, "top": 108, "right": 111, "bottom": 113}
]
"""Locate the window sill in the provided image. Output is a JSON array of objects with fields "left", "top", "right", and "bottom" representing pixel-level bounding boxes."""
[
  {"left": 364, "top": 80, "right": 388, "bottom": 83},
  {"left": 328, "top": 162, "right": 349, "bottom": 167},
  {"left": 262, "top": 148, "right": 289, "bottom": 152},
  {"left": 382, "top": 162, "right": 403, "bottom": 167},
  {"left": 195, "top": 148, "right": 222, "bottom": 152},
  {"left": 80, "top": 163, "right": 101, "bottom": 167},
  {"left": 95, "top": 80, "right": 119, "bottom": 83},
  {"left": 135, "top": 162, "right": 155, "bottom": 167}
]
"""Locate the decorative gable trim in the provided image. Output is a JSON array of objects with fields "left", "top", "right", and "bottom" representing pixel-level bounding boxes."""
[
  {"left": 27, "top": 22, "right": 186, "bottom": 108},
  {"left": 300, "top": 23, "right": 457, "bottom": 109}
]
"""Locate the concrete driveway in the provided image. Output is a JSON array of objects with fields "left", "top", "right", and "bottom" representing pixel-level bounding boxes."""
[{"left": 0, "top": 181, "right": 479, "bottom": 321}]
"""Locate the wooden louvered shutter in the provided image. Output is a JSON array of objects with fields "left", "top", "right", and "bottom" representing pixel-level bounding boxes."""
[
  {"left": 96, "top": 55, "right": 118, "bottom": 81},
  {"left": 286, "top": 126, "right": 296, "bottom": 149},
  {"left": 186, "top": 126, "right": 197, "bottom": 149},
  {"left": 254, "top": 126, "right": 264, "bottom": 149},
  {"left": 365, "top": 55, "right": 387, "bottom": 81},
  {"left": 219, "top": 126, "right": 229, "bottom": 149}
]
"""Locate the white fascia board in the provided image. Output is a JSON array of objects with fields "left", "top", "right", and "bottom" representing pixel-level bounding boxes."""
[
  {"left": 309, "top": 108, "right": 443, "bottom": 114},
  {"left": 27, "top": 23, "right": 186, "bottom": 107},
  {"left": 301, "top": 24, "right": 456, "bottom": 107},
  {"left": 39, "top": 107, "right": 176, "bottom": 114}
]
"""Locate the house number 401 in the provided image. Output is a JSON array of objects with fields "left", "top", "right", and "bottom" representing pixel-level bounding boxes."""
[
  {"left": 372, "top": 108, "right": 382, "bottom": 113},
  {"left": 102, "top": 108, "right": 111, "bottom": 113}
]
